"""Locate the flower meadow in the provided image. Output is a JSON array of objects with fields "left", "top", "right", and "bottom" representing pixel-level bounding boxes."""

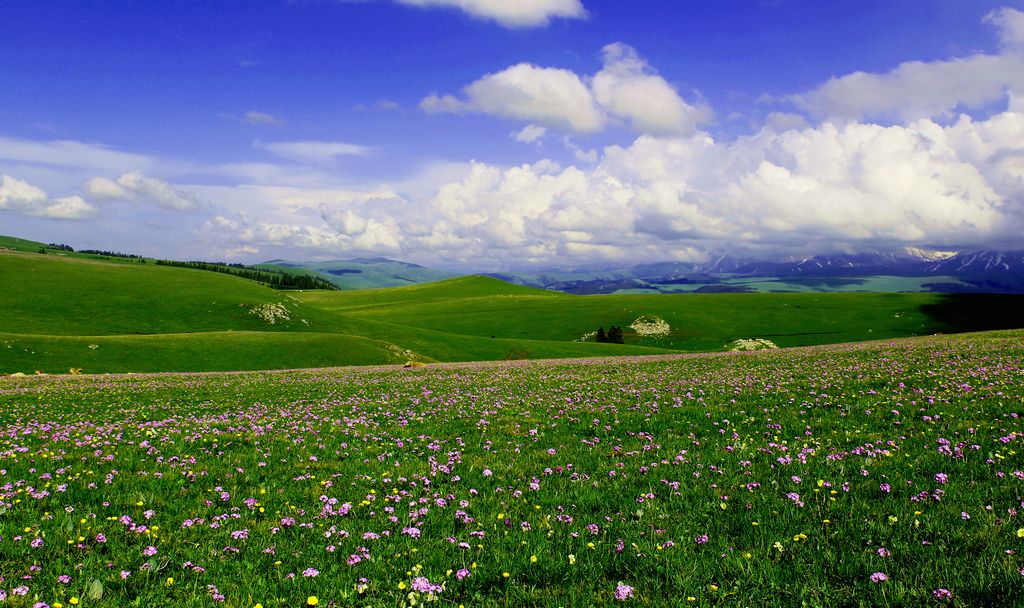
[{"left": 1, "top": 331, "right": 1023, "bottom": 607}]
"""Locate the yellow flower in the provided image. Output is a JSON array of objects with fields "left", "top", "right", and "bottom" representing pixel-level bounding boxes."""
[
  {"left": 70, "top": 599, "right": 80, "bottom": 606},
  {"left": 503, "top": 572, "right": 510, "bottom": 578},
  {"left": 568, "top": 554, "right": 576, "bottom": 564},
  {"left": 399, "top": 581, "right": 407, "bottom": 590},
  {"left": 530, "top": 555, "right": 538, "bottom": 563},
  {"left": 165, "top": 576, "right": 174, "bottom": 586},
  {"left": 1017, "top": 528, "right": 1024, "bottom": 538},
  {"left": 255, "top": 604, "right": 263, "bottom": 608},
  {"left": 307, "top": 597, "right": 318, "bottom": 606}
]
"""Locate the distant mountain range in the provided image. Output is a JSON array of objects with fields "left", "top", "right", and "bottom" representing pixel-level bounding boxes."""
[
  {"left": 482, "top": 249, "right": 1024, "bottom": 295},
  {"left": 269, "top": 248, "right": 1024, "bottom": 294}
]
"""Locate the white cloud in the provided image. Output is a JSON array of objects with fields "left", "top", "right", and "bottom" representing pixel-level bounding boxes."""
[
  {"left": 395, "top": 0, "right": 586, "bottom": 28},
  {"left": 790, "top": 54, "right": 1024, "bottom": 123},
  {"left": 592, "top": 43, "right": 712, "bottom": 135},
  {"left": 195, "top": 106, "right": 1024, "bottom": 268},
  {"left": 243, "top": 111, "right": 285, "bottom": 125},
  {"left": 83, "top": 172, "right": 202, "bottom": 211},
  {"left": 985, "top": 7, "right": 1024, "bottom": 49},
  {"left": 789, "top": 9, "right": 1024, "bottom": 123},
  {"left": 0, "top": 175, "right": 97, "bottom": 220},
  {"left": 423, "top": 63, "right": 605, "bottom": 132},
  {"left": 511, "top": 124, "right": 547, "bottom": 143},
  {"left": 0, "top": 136, "right": 155, "bottom": 174},
  {"left": 422, "top": 43, "right": 709, "bottom": 135},
  {"left": 254, "top": 140, "right": 371, "bottom": 164},
  {"left": 384, "top": 109, "right": 1024, "bottom": 267},
  {"left": 37, "top": 196, "right": 97, "bottom": 220}
]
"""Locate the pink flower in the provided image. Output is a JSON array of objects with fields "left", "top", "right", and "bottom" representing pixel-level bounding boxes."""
[
  {"left": 870, "top": 572, "right": 888, "bottom": 583},
  {"left": 614, "top": 583, "right": 635, "bottom": 601}
]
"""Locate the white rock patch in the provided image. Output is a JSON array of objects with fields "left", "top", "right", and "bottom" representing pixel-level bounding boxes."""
[{"left": 629, "top": 315, "right": 670, "bottom": 337}]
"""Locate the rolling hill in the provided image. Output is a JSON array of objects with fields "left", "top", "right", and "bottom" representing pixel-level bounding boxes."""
[{"left": 3, "top": 237, "right": 1023, "bottom": 374}]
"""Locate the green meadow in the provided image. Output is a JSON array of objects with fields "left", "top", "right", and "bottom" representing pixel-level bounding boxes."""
[
  {"left": 2, "top": 244, "right": 1023, "bottom": 374},
  {"left": 1, "top": 330, "right": 1023, "bottom": 606}
]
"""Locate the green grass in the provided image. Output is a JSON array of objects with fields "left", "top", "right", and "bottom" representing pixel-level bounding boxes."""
[
  {"left": 299, "top": 287, "right": 1024, "bottom": 351},
  {"left": 1, "top": 330, "right": 1022, "bottom": 606},
  {"left": 0, "top": 331, "right": 401, "bottom": 373},
  {"left": 3, "top": 247, "right": 1024, "bottom": 374},
  {"left": 0, "top": 252, "right": 323, "bottom": 336}
]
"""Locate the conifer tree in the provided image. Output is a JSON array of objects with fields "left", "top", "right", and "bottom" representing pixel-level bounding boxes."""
[{"left": 608, "top": 325, "right": 624, "bottom": 344}]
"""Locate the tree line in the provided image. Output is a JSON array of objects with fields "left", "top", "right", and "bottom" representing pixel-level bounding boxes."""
[
  {"left": 42, "top": 242, "right": 337, "bottom": 290},
  {"left": 154, "top": 260, "right": 338, "bottom": 290}
]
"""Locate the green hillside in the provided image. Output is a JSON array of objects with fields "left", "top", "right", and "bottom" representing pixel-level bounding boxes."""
[
  {"left": 0, "top": 251, "right": 333, "bottom": 335},
  {"left": 320, "top": 289, "right": 978, "bottom": 350},
  {"left": 3, "top": 243, "right": 1023, "bottom": 374},
  {"left": 0, "top": 250, "right": 672, "bottom": 373}
]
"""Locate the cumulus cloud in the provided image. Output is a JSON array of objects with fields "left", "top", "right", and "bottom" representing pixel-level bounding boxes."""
[
  {"left": 789, "top": 8, "right": 1024, "bottom": 122},
  {"left": 254, "top": 140, "right": 371, "bottom": 164},
  {"left": 83, "top": 172, "right": 202, "bottom": 211},
  {"left": 0, "top": 174, "right": 97, "bottom": 220},
  {"left": 421, "top": 43, "right": 708, "bottom": 136},
  {"left": 354, "top": 109, "right": 1022, "bottom": 267},
  {"left": 592, "top": 43, "right": 711, "bottom": 135},
  {"left": 422, "top": 63, "right": 605, "bottom": 132},
  {"left": 203, "top": 104, "right": 1024, "bottom": 269},
  {"left": 395, "top": 0, "right": 586, "bottom": 28}
]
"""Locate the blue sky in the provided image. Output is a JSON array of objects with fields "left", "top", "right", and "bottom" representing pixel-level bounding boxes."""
[{"left": 2, "top": 0, "right": 1024, "bottom": 269}]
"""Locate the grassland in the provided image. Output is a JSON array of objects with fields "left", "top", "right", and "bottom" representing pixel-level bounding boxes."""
[
  {"left": 1, "top": 330, "right": 1022, "bottom": 606},
  {"left": 3, "top": 245, "right": 1024, "bottom": 374}
]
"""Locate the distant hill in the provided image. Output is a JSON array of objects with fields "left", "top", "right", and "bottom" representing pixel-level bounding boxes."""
[{"left": 263, "top": 257, "right": 457, "bottom": 290}]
